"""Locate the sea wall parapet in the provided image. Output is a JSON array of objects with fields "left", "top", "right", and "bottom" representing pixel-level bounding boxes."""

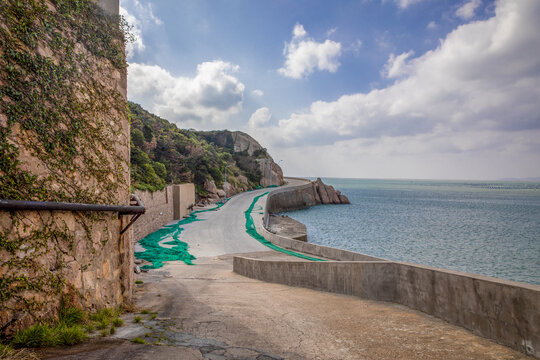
[
  {"left": 244, "top": 179, "right": 540, "bottom": 358},
  {"left": 234, "top": 256, "right": 540, "bottom": 358}
]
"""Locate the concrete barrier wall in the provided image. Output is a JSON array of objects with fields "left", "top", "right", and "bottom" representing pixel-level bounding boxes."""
[
  {"left": 249, "top": 180, "right": 540, "bottom": 357},
  {"left": 266, "top": 182, "right": 319, "bottom": 214},
  {"left": 133, "top": 183, "right": 195, "bottom": 241},
  {"left": 257, "top": 215, "right": 383, "bottom": 262},
  {"left": 233, "top": 257, "right": 540, "bottom": 357}
]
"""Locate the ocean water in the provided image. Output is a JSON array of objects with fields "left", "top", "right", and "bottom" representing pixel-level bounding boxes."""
[{"left": 284, "top": 178, "right": 540, "bottom": 286}]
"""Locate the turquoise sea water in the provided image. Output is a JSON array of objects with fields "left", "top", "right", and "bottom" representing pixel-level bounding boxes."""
[{"left": 284, "top": 178, "right": 540, "bottom": 286}]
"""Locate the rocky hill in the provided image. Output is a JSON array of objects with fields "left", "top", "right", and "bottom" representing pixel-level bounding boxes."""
[{"left": 129, "top": 102, "right": 283, "bottom": 202}]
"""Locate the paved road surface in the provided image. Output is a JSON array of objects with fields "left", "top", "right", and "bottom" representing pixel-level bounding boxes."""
[{"left": 43, "top": 180, "right": 528, "bottom": 360}]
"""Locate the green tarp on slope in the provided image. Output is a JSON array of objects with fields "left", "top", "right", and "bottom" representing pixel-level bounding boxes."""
[
  {"left": 135, "top": 202, "right": 224, "bottom": 269},
  {"left": 244, "top": 192, "right": 325, "bottom": 262}
]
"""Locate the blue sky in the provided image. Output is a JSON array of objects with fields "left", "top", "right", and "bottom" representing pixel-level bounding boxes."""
[{"left": 121, "top": 0, "right": 540, "bottom": 180}]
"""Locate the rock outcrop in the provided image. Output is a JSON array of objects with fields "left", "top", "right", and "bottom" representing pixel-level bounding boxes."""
[
  {"left": 313, "top": 178, "right": 350, "bottom": 205},
  {"left": 266, "top": 178, "right": 350, "bottom": 214}
]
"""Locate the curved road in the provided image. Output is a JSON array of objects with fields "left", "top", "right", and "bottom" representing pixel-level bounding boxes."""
[
  {"left": 45, "top": 178, "right": 528, "bottom": 360},
  {"left": 180, "top": 178, "right": 307, "bottom": 259}
]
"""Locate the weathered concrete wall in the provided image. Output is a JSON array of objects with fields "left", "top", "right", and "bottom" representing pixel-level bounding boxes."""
[
  {"left": 177, "top": 183, "right": 196, "bottom": 220},
  {"left": 233, "top": 257, "right": 540, "bottom": 358},
  {"left": 133, "top": 184, "right": 195, "bottom": 242},
  {"left": 266, "top": 182, "right": 319, "bottom": 215},
  {"left": 265, "top": 178, "right": 349, "bottom": 218},
  {"left": 246, "top": 181, "right": 540, "bottom": 357},
  {"left": 267, "top": 215, "right": 307, "bottom": 242}
]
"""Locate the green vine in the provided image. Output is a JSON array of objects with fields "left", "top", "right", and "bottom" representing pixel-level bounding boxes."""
[
  {"left": 0, "top": 0, "right": 132, "bottom": 334},
  {"left": 0, "top": 0, "right": 131, "bottom": 203}
]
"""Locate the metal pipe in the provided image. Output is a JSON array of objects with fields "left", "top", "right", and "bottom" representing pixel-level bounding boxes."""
[{"left": 0, "top": 195, "right": 145, "bottom": 215}]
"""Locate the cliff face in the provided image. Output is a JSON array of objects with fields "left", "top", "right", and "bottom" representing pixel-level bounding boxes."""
[{"left": 129, "top": 102, "right": 283, "bottom": 202}]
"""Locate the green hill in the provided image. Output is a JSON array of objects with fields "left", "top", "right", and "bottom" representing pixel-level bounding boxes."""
[{"left": 129, "top": 102, "right": 280, "bottom": 199}]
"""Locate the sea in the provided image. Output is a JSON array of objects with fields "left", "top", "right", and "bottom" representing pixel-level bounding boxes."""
[{"left": 283, "top": 178, "right": 540, "bottom": 286}]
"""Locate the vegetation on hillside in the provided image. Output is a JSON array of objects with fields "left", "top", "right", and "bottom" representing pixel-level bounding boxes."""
[{"left": 129, "top": 102, "right": 264, "bottom": 196}]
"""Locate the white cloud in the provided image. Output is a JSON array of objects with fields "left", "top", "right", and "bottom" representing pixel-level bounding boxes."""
[
  {"left": 248, "top": 107, "right": 272, "bottom": 130},
  {"left": 279, "top": 23, "right": 342, "bottom": 79},
  {"left": 251, "top": 89, "right": 264, "bottom": 97},
  {"left": 260, "top": 0, "right": 540, "bottom": 162},
  {"left": 456, "top": 0, "right": 482, "bottom": 20},
  {"left": 326, "top": 28, "right": 337, "bottom": 37},
  {"left": 120, "top": 0, "right": 162, "bottom": 59},
  {"left": 128, "top": 61, "right": 245, "bottom": 129},
  {"left": 427, "top": 21, "right": 437, "bottom": 29},
  {"left": 394, "top": 0, "right": 425, "bottom": 9},
  {"left": 382, "top": 50, "right": 415, "bottom": 78}
]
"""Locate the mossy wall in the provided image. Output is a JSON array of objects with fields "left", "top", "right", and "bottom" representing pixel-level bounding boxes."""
[{"left": 0, "top": 0, "right": 132, "bottom": 336}]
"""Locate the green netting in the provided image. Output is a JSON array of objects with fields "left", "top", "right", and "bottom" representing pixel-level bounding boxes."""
[
  {"left": 245, "top": 192, "right": 326, "bottom": 261},
  {"left": 135, "top": 202, "right": 224, "bottom": 269}
]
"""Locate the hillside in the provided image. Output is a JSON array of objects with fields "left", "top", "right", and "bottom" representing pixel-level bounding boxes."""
[{"left": 129, "top": 102, "right": 283, "bottom": 201}]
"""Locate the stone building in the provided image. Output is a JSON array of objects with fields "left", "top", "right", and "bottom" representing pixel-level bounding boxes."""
[{"left": 0, "top": 0, "right": 135, "bottom": 335}]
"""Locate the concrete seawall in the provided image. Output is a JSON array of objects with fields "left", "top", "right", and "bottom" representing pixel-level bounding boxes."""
[
  {"left": 234, "top": 179, "right": 540, "bottom": 357},
  {"left": 234, "top": 257, "right": 540, "bottom": 357}
]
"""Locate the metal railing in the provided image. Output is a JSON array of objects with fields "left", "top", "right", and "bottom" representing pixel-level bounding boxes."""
[{"left": 0, "top": 194, "right": 145, "bottom": 234}]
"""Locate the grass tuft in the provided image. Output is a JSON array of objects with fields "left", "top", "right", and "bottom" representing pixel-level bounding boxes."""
[
  {"left": 0, "top": 344, "right": 39, "bottom": 360},
  {"left": 59, "top": 307, "right": 86, "bottom": 327},
  {"left": 55, "top": 325, "right": 87, "bottom": 345},
  {"left": 131, "top": 337, "right": 146, "bottom": 344},
  {"left": 10, "top": 306, "right": 125, "bottom": 349},
  {"left": 11, "top": 324, "right": 58, "bottom": 348},
  {"left": 133, "top": 316, "right": 142, "bottom": 323}
]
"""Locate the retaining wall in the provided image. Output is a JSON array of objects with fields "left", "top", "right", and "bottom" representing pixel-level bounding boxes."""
[
  {"left": 236, "top": 181, "right": 540, "bottom": 357},
  {"left": 133, "top": 183, "right": 195, "bottom": 241}
]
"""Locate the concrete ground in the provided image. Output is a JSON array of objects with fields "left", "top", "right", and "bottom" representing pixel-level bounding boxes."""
[{"left": 43, "top": 181, "right": 530, "bottom": 360}]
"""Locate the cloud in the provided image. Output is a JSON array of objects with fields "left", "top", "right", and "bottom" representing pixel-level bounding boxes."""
[
  {"left": 382, "top": 50, "right": 415, "bottom": 78},
  {"left": 456, "top": 0, "right": 482, "bottom": 20},
  {"left": 427, "top": 21, "right": 437, "bottom": 29},
  {"left": 394, "top": 0, "right": 425, "bottom": 9},
  {"left": 346, "top": 39, "right": 364, "bottom": 56},
  {"left": 251, "top": 89, "right": 264, "bottom": 97},
  {"left": 260, "top": 0, "right": 540, "bottom": 157},
  {"left": 279, "top": 24, "right": 342, "bottom": 79},
  {"left": 120, "top": 0, "right": 162, "bottom": 59},
  {"left": 128, "top": 61, "right": 245, "bottom": 129},
  {"left": 248, "top": 107, "right": 272, "bottom": 129}
]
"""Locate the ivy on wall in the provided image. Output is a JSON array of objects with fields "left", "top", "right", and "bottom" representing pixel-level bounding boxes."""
[
  {"left": 0, "top": 0, "right": 131, "bottom": 332},
  {"left": 0, "top": 0, "right": 130, "bottom": 203}
]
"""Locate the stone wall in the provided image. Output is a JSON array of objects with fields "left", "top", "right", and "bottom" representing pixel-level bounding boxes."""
[
  {"left": 133, "top": 184, "right": 195, "bottom": 242},
  {"left": 0, "top": 0, "right": 131, "bottom": 335}
]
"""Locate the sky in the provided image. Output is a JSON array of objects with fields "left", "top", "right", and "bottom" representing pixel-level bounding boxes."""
[{"left": 120, "top": 0, "right": 540, "bottom": 180}]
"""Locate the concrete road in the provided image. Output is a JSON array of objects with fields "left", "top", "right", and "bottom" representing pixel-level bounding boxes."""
[
  {"left": 43, "top": 180, "right": 529, "bottom": 360},
  {"left": 180, "top": 178, "right": 307, "bottom": 258}
]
